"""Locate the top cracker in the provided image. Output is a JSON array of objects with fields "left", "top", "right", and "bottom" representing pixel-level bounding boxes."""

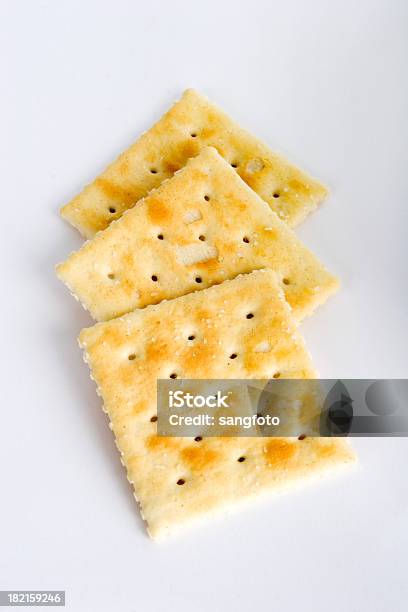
[{"left": 60, "top": 89, "right": 328, "bottom": 238}]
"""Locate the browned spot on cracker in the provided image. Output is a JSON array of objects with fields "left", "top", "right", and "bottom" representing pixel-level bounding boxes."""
[
  {"left": 130, "top": 400, "right": 148, "bottom": 416},
  {"left": 95, "top": 178, "right": 136, "bottom": 206},
  {"left": 181, "top": 446, "right": 219, "bottom": 472},
  {"left": 146, "top": 340, "right": 169, "bottom": 363},
  {"left": 284, "top": 285, "right": 311, "bottom": 313},
  {"left": 119, "top": 277, "right": 137, "bottom": 298},
  {"left": 261, "top": 227, "right": 278, "bottom": 241},
  {"left": 194, "top": 258, "right": 220, "bottom": 272},
  {"left": 199, "top": 125, "right": 217, "bottom": 141},
  {"left": 194, "top": 308, "right": 211, "bottom": 322},
  {"left": 146, "top": 435, "right": 180, "bottom": 452},
  {"left": 287, "top": 178, "right": 311, "bottom": 199},
  {"left": 146, "top": 198, "right": 172, "bottom": 225},
  {"left": 180, "top": 141, "right": 201, "bottom": 160},
  {"left": 64, "top": 198, "right": 111, "bottom": 234},
  {"left": 264, "top": 439, "right": 297, "bottom": 467},
  {"left": 181, "top": 342, "right": 216, "bottom": 376},
  {"left": 162, "top": 160, "right": 181, "bottom": 174},
  {"left": 99, "top": 326, "right": 125, "bottom": 350},
  {"left": 317, "top": 441, "right": 338, "bottom": 459}
]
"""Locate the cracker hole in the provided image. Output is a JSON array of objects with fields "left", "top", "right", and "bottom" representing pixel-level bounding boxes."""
[
  {"left": 283, "top": 278, "right": 290, "bottom": 285},
  {"left": 151, "top": 275, "right": 158, "bottom": 282},
  {"left": 194, "top": 436, "right": 202, "bottom": 442},
  {"left": 229, "top": 353, "right": 238, "bottom": 360},
  {"left": 242, "top": 236, "right": 250, "bottom": 243},
  {"left": 190, "top": 132, "right": 197, "bottom": 138},
  {"left": 128, "top": 354, "right": 136, "bottom": 361},
  {"left": 195, "top": 276, "right": 203, "bottom": 284},
  {"left": 237, "top": 456, "right": 246, "bottom": 462},
  {"left": 108, "top": 207, "right": 116, "bottom": 214},
  {"left": 170, "top": 373, "right": 178, "bottom": 379},
  {"left": 204, "top": 195, "right": 210, "bottom": 202},
  {"left": 231, "top": 162, "right": 239, "bottom": 168},
  {"left": 246, "top": 313, "right": 254, "bottom": 319},
  {"left": 188, "top": 335, "right": 195, "bottom": 341},
  {"left": 177, "top": 478, "right": 185, "bottom": 485},
  {"left": 273, "top": 192, "right": 280, "bottom": 198},
  {"left": 150, "top": 415, "right": 158, "bottom": 423},
  {"left": 273, "top": 372, "right": 281, "bottom": 379},
  {"left": 107, "top": 273, "right": 115, "bottom": 280},
  {"left": 157, "top": 234, "right": 164, "bottom": 240},
  {"left": 298, "top": 434, "right": 307, "bottom": 440},
  {"left": 150, "top": 168, "right": 158, "bottom": 174},
  {"left": 199, "top": 235, "right": 206, "bottom": 241}
]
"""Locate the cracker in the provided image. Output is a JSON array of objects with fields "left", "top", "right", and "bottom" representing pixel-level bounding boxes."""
[
  {"left": 60, "top": 89, "right": 328, "bottom": 238},
  {"left": 57, "top": 147, "right": 338, "bottom": 322},
  {"left": 79, "top": 270, "right": 355, "bottom": 539}
]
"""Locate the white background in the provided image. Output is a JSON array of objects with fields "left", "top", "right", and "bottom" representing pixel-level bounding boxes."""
[{"left": 1, "top": 1, "right": 407, "bottom": 610}]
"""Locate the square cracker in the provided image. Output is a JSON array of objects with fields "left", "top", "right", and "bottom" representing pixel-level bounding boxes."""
[
  {"left": 57, "top": 147, "right": 338, "bottom": 322},
  {"left": 79, "top": 270, "right": 355, "bottom": 539},
  {"left": 60, "top": 89, "right": 328, "bottom": 238}
]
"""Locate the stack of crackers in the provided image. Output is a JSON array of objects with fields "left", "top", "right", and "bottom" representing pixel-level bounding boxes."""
[{"left": 57, "top": 90, "right": 355, "bottom": 539}]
